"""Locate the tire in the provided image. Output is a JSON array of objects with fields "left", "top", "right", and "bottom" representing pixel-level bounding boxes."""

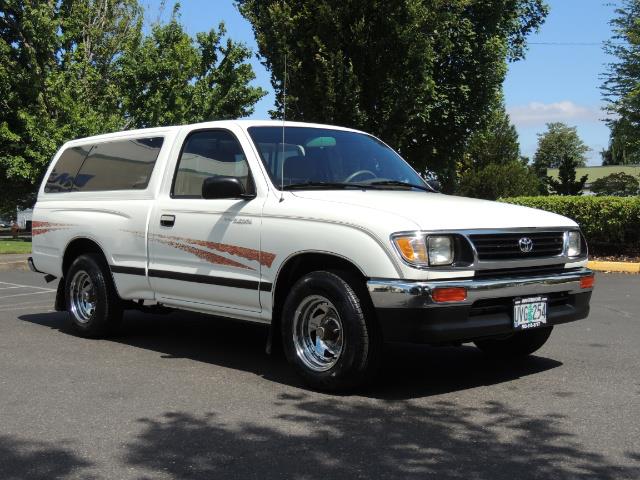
[
  {"left": 65, "top": 253, "right": 123, "bottom": 338},
  {"left": 281, "top": 270, "right": 381, "bottom": 392},
  {"left": 474, "top": 326, "right": 553, "bottom": 358}
]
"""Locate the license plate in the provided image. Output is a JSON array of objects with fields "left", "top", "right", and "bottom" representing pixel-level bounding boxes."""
[{"left": 513, "top": 296, "right": 548, "bottom": 330}]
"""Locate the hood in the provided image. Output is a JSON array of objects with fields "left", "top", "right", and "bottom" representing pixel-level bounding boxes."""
[{"left": 290, "top": 190, "right": 576, "bottom": 231}]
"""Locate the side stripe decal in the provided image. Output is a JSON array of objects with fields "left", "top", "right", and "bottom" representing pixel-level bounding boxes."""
[
  {"left": 110, "top": 265, "right": 146, "bottom": 276},
  {"left": 110, "top": 265, "right": 272, "bottom": 292}
]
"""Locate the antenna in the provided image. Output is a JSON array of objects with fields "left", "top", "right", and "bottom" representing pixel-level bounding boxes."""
[{"left": 279, "top": 53, "right": 287, "bottom": 202}]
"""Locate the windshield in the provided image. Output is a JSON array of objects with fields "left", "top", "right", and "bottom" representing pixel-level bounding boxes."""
[{"left": 247, "top": 126, "right": 427, "bottom": 190}]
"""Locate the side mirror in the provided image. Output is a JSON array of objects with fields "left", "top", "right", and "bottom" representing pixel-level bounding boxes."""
[
  {"left": 202, "top": 176, "right": 250, "bottom": 200},
  {"left": 426, "top": 179, "right": 441, "bottom": 192}
]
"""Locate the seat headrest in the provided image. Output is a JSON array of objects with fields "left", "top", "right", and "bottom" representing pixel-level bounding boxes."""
[{"left": 283, "top": 155, "right": 313, "bottom": 182}]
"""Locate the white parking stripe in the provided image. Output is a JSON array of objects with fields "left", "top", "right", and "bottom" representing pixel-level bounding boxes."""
[
  {"left": 0, "top": 281, "right": 56, "bottom": 291},
  {"left": 1, "top": 300, "right": 56, "bottom": 309},
  {"left": 7, "top": 306, "right": 55, "bottom": 312},
  {"left": 0, "top": 291, "right": 55, "bottom": 300},
  {"left": 0, "top": 286, "right": 29, "bottom": 290}
]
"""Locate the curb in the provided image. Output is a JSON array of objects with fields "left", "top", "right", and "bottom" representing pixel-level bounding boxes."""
[
  {"left": 587, "top": 260, "right": 640, "bottom": 273},
  {"left": 0, "top": 260, "right": 29, "bottom": 272}
]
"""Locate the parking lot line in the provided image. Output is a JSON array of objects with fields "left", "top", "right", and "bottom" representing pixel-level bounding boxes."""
[
  {"left": 0, "top": 281, "right": 56, "bottom": 292},
  {"left": 0, "top": 285, "right": 29, "bottom": 290},
  {"left": 1, "top": 300, "right": 56, "bottom": 309},
  {"left": 0, "top": 291, "right": 56, "bottom": 300}
]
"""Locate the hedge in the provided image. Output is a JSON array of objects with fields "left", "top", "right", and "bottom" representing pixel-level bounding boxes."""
[{"left": 500, "top": 196, "right": 640, "bottom": 256}]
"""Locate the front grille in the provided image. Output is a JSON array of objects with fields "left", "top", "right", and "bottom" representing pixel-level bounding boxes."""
[{"left": 469, "top": 232, "right": 564, "bottom": 260}]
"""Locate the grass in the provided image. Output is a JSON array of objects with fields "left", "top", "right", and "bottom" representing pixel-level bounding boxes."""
[{"left": 0, "top": 238, "right": 32, "bottom": 254}]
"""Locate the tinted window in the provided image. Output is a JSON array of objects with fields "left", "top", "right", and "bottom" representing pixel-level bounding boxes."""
[
  {"left": 247, "top": 127, "right": 425, "bottom": 189},
  {"left": 44, "top": 145, "right": 92, "bottom": 193},
  {"left": 72, "top": 137, "right": 164, "bottom": 192},
  {"left": 173, "top": 130, "right": 253, "bottom": 198}
]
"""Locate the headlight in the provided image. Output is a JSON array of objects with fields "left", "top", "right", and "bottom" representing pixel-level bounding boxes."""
[
  {"left": 567, "top": 231, "right": 582, "bottom": 257},
  {"left": 392, "top": 234, "right": 454, "bottom": 266},
  {"left": 427, "top": 235, "right": 454, "bottom": 265}
]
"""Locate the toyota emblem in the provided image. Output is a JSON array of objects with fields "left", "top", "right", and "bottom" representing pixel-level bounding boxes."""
[{"left": 519, "top": 237, "right": 533, "bottom": 253}]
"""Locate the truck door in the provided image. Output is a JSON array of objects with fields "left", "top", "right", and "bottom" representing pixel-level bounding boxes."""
[{"left": 147, "top": 128, "right": 264, "bottom": 313}]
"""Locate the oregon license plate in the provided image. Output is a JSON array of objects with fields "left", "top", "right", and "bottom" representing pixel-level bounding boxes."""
[{"left": 513, "top": 296, "right": 548, "bottom": 330}]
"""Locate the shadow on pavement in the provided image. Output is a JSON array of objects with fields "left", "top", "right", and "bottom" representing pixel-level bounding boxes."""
[
  {"left": 20, "top": 309, "right": 562, "bottom": 399},
  {"left": 122, "top": 396, "right": 640, "bottom": 480},
  {"left": 0, "top": 435, "right": 92, "bottom": 480}
]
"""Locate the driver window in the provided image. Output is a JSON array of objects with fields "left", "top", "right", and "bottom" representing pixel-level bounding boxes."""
[{"left": 173, "top": 130, "right": 253, "bottom": 198}]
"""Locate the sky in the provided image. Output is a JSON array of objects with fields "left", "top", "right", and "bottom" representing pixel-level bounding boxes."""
[{"left": 142, "top": 0, "right": 619, "bottom": 166}]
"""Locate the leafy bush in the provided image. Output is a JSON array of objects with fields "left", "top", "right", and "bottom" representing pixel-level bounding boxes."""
[
  {"left": 500, "top": 196, "right": 640, "bottom": 255},
  {"left": 590, "top": 172, "right": 639, "bottom": 196},
  {"left": 458, "top": 161, "right": 541, "bottom": 200}
]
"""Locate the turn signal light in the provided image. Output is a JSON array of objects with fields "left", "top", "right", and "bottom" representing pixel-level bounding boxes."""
[
  {"left": 580, "top": 275, "right": 595, "bottom": 289},
  {"left": 432, "top": 287, "right": 467, "bottom": 303}
]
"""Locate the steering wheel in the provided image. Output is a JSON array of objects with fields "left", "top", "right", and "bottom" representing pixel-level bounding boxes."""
[{"left": 344, "top": 170, "right": 377, "bottom": 183}]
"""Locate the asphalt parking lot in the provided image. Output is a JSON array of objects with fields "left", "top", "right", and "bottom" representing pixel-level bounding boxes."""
[{"left": 0, "top": 269, "right": 638, "bottom": 479}]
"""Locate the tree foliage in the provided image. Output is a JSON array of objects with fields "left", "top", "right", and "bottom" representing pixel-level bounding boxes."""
[
  {"left": 461, "top": 101, "right": 521, "bottom": 170},
  {"left": 533, "top": 123, "right": 589, "bottom": 176},
  {"left": 458, "top": 160, "right": 541, "bottom": 200},
  {"left": 0, "top": 1, "right": 265, "bottom": 217},
  {"left": 0, "top": 0, "right": 141, "bottom": 216},
  {"left": 547, "top": 154, "right": 588, "bottom": 196},
  {"left": 590, "top": 172, "right": 639, "bottom": 196},
  {"left": 457, "top": 101, "right": 541, "bottom": 200},
  {"left": 601, "top": 0, "right": 640, "bottom": 164},
  {"left": 237, "top": 0, "right": 548, "bottom": 191},
  {"left": 119, "top": 7, "right": 265, "bottom": 129}
]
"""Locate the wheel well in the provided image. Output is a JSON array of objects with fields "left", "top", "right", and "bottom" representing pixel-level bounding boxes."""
[
  {"left": 62, "top": 238, "right": 107, "bottom": 276},
  {"left": 271, "top": 253, "right": 369, "bottom": 343}
]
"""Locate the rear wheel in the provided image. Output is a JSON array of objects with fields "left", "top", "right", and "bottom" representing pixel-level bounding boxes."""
[
  {"left": 474, "top": 326, "right": 553, "bottom": 358},
  {"left": 281, "top": 271, "right": 381, "bottom": 391},
  {"left": 65, "top": 253, "right": 122, "bottom": 338}
]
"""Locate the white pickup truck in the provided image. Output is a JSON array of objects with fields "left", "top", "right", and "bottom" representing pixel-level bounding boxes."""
[{"left": 30, "top": 120, "right": 594, "bottom": 390}]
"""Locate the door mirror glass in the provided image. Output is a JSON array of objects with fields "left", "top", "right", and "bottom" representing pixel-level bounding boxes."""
[{"left": 202, "top": 176, "right": 246, "bottom": 199}]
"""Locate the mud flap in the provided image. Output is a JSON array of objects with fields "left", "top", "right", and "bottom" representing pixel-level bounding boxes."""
[{"left": 54, "top": 278, "right": 66, "bottom": 312}]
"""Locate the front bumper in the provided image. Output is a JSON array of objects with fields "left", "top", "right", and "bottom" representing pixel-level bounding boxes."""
[{"left": 367, "top": 268, "right": 593, "bottom": 344}]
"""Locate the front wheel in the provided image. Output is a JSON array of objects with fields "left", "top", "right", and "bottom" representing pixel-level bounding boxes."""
[
  {"left": 474, "top": 326, "right": 553, "bottom": 358},
  {"left": 281, "top": 271, "right": 381, "bottom": 391}
]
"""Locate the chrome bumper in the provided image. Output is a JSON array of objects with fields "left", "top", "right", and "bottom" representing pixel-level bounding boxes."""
[{"left": 367, "top": 268, "right": 594, "bottom": 309}]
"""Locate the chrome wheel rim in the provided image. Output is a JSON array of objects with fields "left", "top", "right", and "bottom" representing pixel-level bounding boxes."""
[
  {"left": 69, "top": 270, "right": 97, "bottom": 324},
  {"left": 293, "top": 295, "right": 344, "bottom": 372}
]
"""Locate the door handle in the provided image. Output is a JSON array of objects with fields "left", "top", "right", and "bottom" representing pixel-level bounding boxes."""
[{"left": 160, "top": 215, "right": 175, "bottom": 227}]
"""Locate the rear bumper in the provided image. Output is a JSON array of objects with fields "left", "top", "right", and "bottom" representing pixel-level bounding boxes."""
[{"left": 367, "top": 268, "right": 593, "bottom": 344}]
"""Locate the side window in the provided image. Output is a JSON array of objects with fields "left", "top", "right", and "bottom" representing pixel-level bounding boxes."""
[
  {"left": 172, "top": 130, "right": 254, "bottom": 198},
  {"left": 72, "top": 137, "right": 164, "bottom": 192},
  {"left": 44, "top": 145, "right": 92, "bottom": 193}
]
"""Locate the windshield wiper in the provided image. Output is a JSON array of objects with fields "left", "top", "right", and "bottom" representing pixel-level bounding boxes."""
[
  {"left": 283, "top": 181, "right": 369, "bottom": 190},
  {"left": 367, "top": 180, "right": 431, "bottom": 191}
]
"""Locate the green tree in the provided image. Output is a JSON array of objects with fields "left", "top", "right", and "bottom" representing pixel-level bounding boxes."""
[
  {"left": 600, "top": 118, "right": 639, "bottom": 165},
  {"left": 237, "top": 0, "right": 548, "bottom": 191},
  {"left": 590, "top": 172, "right": 639, "bottom": 196},
  {"left": 118, "top": 6, "right": 266, "bottom": 128},
  {"left": 546, "top": 154, "right": 588, "bottom": 196},
  {"left": 533, "top": 123, "right": 589, "bottom": 177},
  {"left": 461, "top": 101, "right": 520, "bottom": 173},
  {"left": 601, "top": 0, "right": 640, "bottom": 164},
  {"left": 0, "top": 0, "right": 141, "bottom": 217},
  {"left": 458, "top": 160, "right": 541, "bottom": 200},
  {"left": 0, "top": 1, "right": 265, "bottom": 217}
]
